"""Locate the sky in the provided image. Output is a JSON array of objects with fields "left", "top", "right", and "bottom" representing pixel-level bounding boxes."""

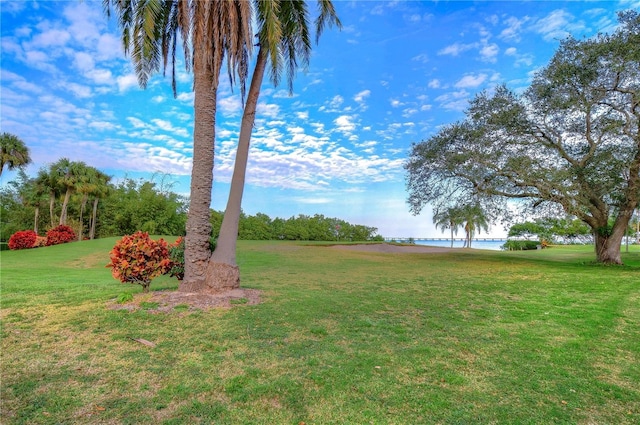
[{"left": 2, "top": 0, "right": 639, "bottom": 239}]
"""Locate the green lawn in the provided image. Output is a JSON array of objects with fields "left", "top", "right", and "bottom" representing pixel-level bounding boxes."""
[{"left": 1, "top": 239, "right": 639, "bottom": 424}]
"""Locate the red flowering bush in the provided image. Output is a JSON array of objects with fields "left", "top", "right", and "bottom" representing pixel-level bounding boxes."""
[
  {"left": 46, "top": 225, "right": 76, "bottom": 246},
  {"left": 106, "top": 231, "right": 171, "bottom": 292},
  {"left": 8, "top": 230, "right": 37, "bottom": 250}
]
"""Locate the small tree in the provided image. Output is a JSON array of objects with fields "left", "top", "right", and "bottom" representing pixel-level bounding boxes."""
[{"left": 106, "top": 232, "right": 171, "bottom": 293}]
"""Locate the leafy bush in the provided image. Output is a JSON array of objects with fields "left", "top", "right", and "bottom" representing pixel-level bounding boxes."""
[
  {"left": 167, "top": 237, "right": 185, "bottom": 280},
  {"left": 106, "top": 231, "right": 171, "bottom": 292},
  {"left": 46, "top": 225, "right": 76, "bottom": 246},
  {"left": 165, "top": 236, "right": 215, "bottom": 281},
  {"left": 33, "top": 236, "right": 47, "bottom": 247},
  {"left": 502, "top": 240, "right": 542, "bottom": 251},
  {"left": 8, "top": 230, "right": 37, "bottom": 250}
]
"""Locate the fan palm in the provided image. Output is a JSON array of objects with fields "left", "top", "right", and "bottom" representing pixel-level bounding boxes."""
[
  {"left": 209, "top": 0, "right": 341, "bottom": 291},
  {"left": 104, "top": 0, "right": 253, "bottom": 291},
  {"left": 0, "top": 133, "right": 31, "bottom": 177}
]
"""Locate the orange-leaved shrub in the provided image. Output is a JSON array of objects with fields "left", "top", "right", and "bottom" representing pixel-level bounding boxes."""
[
  {"left": 46, "top": 225, "right": 76, "bottom": 246},
  {"left": 33, "top": 236, "right": 48, "bottom": 247},
  {"left": 106, "top": 231, "right": 171, "bottom": 292},
  {"left": 8, "top": 230, "right": 37, "bottom": 250}
]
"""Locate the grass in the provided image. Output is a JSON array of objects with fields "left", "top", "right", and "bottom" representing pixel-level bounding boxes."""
[{"left": 1, "top": 239, "right": 639, "bottom": 424}]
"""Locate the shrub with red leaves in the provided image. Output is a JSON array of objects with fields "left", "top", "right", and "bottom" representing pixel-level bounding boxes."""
[
  {"left": 8, "top": 230, "right": 38, "bottom": 250},
  {"left": 46, "top": 225, "right": 76, "bottom": 246},
  {"left": 106, "top": 231, "right": 171, "bottom": 292}
]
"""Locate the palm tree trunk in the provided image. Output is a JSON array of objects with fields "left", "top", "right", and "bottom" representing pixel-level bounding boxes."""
[
  {"left": 90, "top": 198, "right": 99, "bottom": 240},
  {"left": 59, "top": 188, "right": 71, "bottom": 225},
  {"left": 180, "top": 52, "right": 216, "bottom": 293},
  {"left": 49, "top": 192, "right": 56, "bottom": 227},
  {"left": 208, "top": 48, "right": 268, "bottom": 291},
  {"left": 449, "top": 226, "right": 454, "bottom": 248},
  {"left": 34, "top": 206, "right": 39, "bottom": 235}
]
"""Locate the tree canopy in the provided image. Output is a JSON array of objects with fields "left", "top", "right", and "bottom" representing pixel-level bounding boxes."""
[
  {"left": 0, "top": 133, "right": 31, "bottom": 177},
  {"left": 405, "top": 11, "right": 640, "bottom": 265}
]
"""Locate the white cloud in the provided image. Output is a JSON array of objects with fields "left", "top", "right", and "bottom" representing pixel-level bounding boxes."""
[
  {"left": 412, "top": 53, "right": 429, "bottom": 63},
  {"left": 499, "top": 16, "right": 528, "bottom": 41},
  {"left": 257, "top": 102, "right": 280, "bottom": 119},
  {"left": 117, "top": 74, "right": 139, "bottom": 92},
  {"left": 438, "top": 42, "right": 477, "bottom": 56},
  {"left": 334, "top": 115, "right": 357, "bottom": 134},
  {"left": 218, "top": 95, "right": 243, "bottom": 116},
  {"left": 31, "top": 28, "right": 71, "bottom": 48},
  {"left": 73, "top": 52, "right": 95, "bottom": 72},
  {"left": 428, "top": 79, "right": 441, "bottom": 89},
  {"left": 329, "top": 95, "right": 344, "bottom": 108},
  {"left": 435, "top": 90, "right": 470, "bottom": 111},
  {"left": 479, "top": 43, "right": 499, "bottom": 63},
  {"left": 63, "top": 82, "right": 92, "bottom": 98},
  {"left": 354, "top": 90, "right": 371, "bottom": 103},
  {"left": 532, "top": 10, "right": 584, "bottom": 41},
  {"left": 127, "top": 117, "right": 147, "bottom": 128},
  {"left": 455, "top": 73, "right": 488, "bottom": 88}
]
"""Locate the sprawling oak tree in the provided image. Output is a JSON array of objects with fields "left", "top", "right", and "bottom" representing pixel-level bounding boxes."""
[{"left": 406, "top": 11, "right": 639, "bottom": 264}]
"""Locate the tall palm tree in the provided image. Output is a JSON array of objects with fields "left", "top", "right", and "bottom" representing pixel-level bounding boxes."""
[
  {"left": 459, "top": 204, "right": 490, "bottom": 248},
  {"left": 38, "top": 167, "right": 60, "bottom": 227},
  {"left": 104, "top": 0, "right": 253, "bottom": 292},
  {"left": 0, "top": 133, "right": 31, "bottom": 177},
  {"left": 209, "top": 0, "right": 341, "bottom": 291},
  {"left": 76, "top": 165, "right": 100, "bottom": 240},
  {"left": 29, "top": 171, "right": 49, "bottom": 234},
  {"left": 89, "top": 171, "right": 111, "bottom": 240},
  {"left": 52, "top": 158, "right": 85, "bottom": 226},
  {"left": 433, "top": 206, "right": 463, "bottom": 248}
]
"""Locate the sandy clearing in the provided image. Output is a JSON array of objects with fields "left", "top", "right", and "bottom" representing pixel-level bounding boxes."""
[{"left": 330, "top": 243, "right": 462, "bottom": 254}]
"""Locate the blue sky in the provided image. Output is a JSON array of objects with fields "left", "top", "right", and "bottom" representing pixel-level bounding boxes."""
[{"left": 2, "top": 0, "right": 638, "bottom": 238}]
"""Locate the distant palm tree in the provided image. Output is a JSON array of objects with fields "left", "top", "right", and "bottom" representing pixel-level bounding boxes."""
[
  {"left": 51, "top": 158, "right": 86, "bottom": 226},
  {"left": 37, "top": 167, "right": 60, "bottom": 227},
  {"left": 0, "top": 133, "right": 31, "bottom": 177},
  {"left": 433, "top": 206, "right": 463, "bottom": 248},
  {"left": 459, "top": 204, "right": 490, "bottom": 248},
  {"left": 29, "top": 171, "right": 48, "bottom": 235},
  {"left": 76, "top": 165, "right": 101, "bottom": 240},
  {"left": 104, "top": 0, "right": 253, "bottom": 292},
  {"left": 89, "top": 170, "right": 111, "bottom": 240},
  {"left": 210, "top": 0, "right": 341, "bottom": 291}
]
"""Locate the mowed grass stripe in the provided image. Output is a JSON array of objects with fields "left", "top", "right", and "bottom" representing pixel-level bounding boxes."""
[{"left": 1, "top": 240, "right": 639, "bottom": 424}]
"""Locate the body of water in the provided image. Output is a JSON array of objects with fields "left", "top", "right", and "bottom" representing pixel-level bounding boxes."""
[{"left": 413, "top": 239, "right": 507, "bottom": 251}]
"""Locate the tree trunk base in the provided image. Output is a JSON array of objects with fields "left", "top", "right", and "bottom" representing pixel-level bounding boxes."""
[{"left": 178, "top": 261, "right": 240, "bottom": 294}]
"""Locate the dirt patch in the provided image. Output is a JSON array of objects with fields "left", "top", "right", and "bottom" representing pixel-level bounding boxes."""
[
  {"left": 330, "top": 243, "right": 459, "bottom": 254},
  {"left": 107, "top": 288, "right": 261, "bottom": 313}
]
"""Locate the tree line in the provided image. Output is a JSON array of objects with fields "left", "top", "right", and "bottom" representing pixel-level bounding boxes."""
[{"left": 1, "top": 166, "right": 381, "bottom": 244}]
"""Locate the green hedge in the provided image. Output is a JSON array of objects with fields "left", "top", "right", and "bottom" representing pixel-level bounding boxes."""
[{"left": 502, "top": 240, "right": 541, "bottom": 251}]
